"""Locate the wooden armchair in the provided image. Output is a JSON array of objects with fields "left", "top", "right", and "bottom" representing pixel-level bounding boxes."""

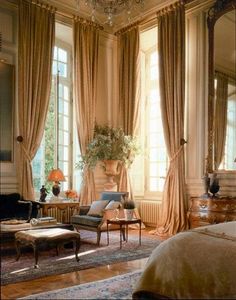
[{"left": 71, "top": 191, "right": 128, "bottom": 245}]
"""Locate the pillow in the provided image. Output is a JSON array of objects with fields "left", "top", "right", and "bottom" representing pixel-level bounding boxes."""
[
  {"left": 105, "top": 200, "right": 121, "bottom": 210},
  {"left": 87, "top": 200, "right": 110, "bottom": 217}
]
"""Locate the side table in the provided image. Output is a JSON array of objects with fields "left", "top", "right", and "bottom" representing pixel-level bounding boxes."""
[
  {"left": 40, "top": 202, "right": 80, "bottom": 224},
  {"left": 107, "top": 218, "right": 141, "bottom": 249}
]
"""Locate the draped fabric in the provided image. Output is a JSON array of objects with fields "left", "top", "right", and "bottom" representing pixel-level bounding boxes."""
[
  {"left": 73, "top": 19, "right": 99, "bottom": 205},
  {"left": 17, "top": 0, "right": 55, "bottom": 200},
  {"left": 155, "top": 3, "right": 187, "bottom": 237},
  {"left": 118, "top": 27, "right": 141, "bottom": 198},
  {"left": 214, "top": 72, "right": 228, "bottom": 170}
]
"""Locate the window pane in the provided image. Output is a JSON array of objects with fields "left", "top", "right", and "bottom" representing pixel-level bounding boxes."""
[
  {"left": 52, "top": 61, "right": 57, "bottom": 75},
  {"left": 64, "top": 132, "right": 69, "bottom": 145},
  {"left": 59, "top": 115, "right": 69, "bottom": 130},
  {"left": 150, "top": 89, "right": 158, "bottom": 104},
  {"left": 53, "top": 47, "right": 58, "bottom": 60},
  {"left": 150, "top": 163, "right": 158, "bottom": 176},
  {"left": 150, "top": 52, "right": 158, "bottom": 65},
  {"left": 159, "top": 163, "right": 167, "bottom": 177},
  {"left": 64, "top": 101, "right": 69, "bottom": 115},
  {"left": 58, "top": 62, "right": 67, "bottom": 77},
  {"left": 157, "top": 178, "right": 165, "bottom": 191},
  {"left": 149, "top": 148, "right": 158, "bottom": 161},
  {"left": 58, "top": 48, "right": 67, "bottom": 63},
  {"left": 59, "top": 99, "right": 63, "bottom": 113},
  {"left": 64, "top": 86, "right": 69, "bottom": 100},
  {"left": 150, "top": 66, "right": 158, "bottom": 80},
  {"left": 59, "top": 84, "right": 63, "bottom": 97},
  {"left": 149, "top": 134, "right": 158, "bottom": 147},
  {"left": 149, "top": 178, "right": 158, "bottom": 191}
]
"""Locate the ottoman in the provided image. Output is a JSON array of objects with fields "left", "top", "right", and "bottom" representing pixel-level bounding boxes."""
[{"left": 15, "top": 228, "right": 80, "bottom": 268}]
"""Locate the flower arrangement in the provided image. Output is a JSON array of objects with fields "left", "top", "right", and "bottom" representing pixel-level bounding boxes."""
[
  {"left": 65, "top": 190, "right": 78, "bottom": 199},
  {"left": 77, "top": 124, "right": 140, "bottom": 170}
]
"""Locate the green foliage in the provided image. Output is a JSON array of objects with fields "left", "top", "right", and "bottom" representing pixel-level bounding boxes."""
[
  {"left": 123, "top": 199, "right": 135, "bottom": 209},
  {"left": 77, "top": 124, "right": 140, "bottom": 170}
]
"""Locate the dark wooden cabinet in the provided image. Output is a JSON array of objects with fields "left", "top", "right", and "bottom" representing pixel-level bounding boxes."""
[{"left": 188, "top": 196, "right": 236, "bottom": 228}]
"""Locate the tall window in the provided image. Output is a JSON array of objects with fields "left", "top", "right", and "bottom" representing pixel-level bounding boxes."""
[
  {"left": 33, "top": 41, "right": 75, "bottom": 195},
  {"left": 131, "top": 27, "right": 168, "bottom": 199},
  {"left": 221, "top": 82, "right": 236, "bottom": 170}
]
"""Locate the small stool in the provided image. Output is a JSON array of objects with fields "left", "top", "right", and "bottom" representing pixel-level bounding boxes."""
[{"left": 15, "top": 228, "right": 80, "bottom": 268}]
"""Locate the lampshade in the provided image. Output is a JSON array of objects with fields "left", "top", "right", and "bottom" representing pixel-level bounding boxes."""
[{"left": 47, "top": 168, "right": 66, "bottom": 182}]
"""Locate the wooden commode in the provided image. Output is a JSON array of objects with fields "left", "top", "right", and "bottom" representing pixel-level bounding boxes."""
[{"left": 188, "top": 196, "right": 236, "bottom": 228}]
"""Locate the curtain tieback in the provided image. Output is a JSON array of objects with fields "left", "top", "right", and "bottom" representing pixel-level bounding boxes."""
[
  {"left": 170, "top": 145, "right": 184, "bottom": 164},
  {"left": 17, "top": 136, "right": 31, "bottom": 161}
]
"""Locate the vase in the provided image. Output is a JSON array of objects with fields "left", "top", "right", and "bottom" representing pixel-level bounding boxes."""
[
  {"left": 103, "top": 160, "right": 120, "bottom": 191},
  {"left": 124, "top": 209, "right": 134, "bottom": 220}
]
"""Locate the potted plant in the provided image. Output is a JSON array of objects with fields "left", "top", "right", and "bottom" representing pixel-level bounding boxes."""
[
  {"left": 123, "top": 199, "right": 135, "bottom": 220},
  {"left": 77, "top": 124, "right": 140, "bottom": 170}
]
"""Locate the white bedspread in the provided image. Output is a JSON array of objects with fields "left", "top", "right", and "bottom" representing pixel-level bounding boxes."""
[{"left": 133, "top": 222, "right": 236, "bottom": 299}]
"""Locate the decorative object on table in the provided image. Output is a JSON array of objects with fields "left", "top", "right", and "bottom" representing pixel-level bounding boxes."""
[
  {"left": 39, "top": 185, "right": 48, "bottom": 202},
  {"left": 30, "top": 217, "right": 57, "bottom": 226},
  {"left": 123, "top": 199, "right": 135, "bottom": 220},
  {"left": 201, "top": 173, "right": 210, "bottom": 198},
  {"left": 77, "top": 124, "right": 140, "bottom": 191},
  {"left": 209, "top": 173, "right": 220, "bottom": 197},
  {"left": 65, "top": 189, "right": 79, "bottom": 201},
  {"left": 47, "top": 168, "right": 66, "bottom": 197}
]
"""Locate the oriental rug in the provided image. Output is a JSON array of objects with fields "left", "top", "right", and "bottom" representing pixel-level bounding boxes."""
[
  {"left": 1, "top": 229, "right": 160, "bottom": 285},
  {"left": 19, "top": 270, "right": 142, "bottom": 299}
]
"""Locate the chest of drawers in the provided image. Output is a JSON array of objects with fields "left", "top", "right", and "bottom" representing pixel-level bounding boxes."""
[{"left": 188, "top": 196, "right": 236, "bottom": 228}]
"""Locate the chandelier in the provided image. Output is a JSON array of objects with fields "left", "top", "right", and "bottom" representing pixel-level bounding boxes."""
[{"left": 75, "top": 0, "right": 145, "bottom": 26}]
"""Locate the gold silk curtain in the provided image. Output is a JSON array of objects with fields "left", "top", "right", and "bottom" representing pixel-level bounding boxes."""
[
  {"left": 214, "top": 71, "right": 228, "bottom": 170},
  {"left": 17, "top": 0, "right": 55, "bottom": 200},
  {"left": 73, "top": 18, "right": 99, "bottom": 205},
  {"left": 155, "top": 2, "right": 187, "bottom": 237},
  {"left": 118, "top": 26, "right": 141, "bottom": 198}
]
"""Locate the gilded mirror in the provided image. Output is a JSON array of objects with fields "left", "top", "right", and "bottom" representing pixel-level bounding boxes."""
[{"left": 207, "top": 0, "right": 236, "bottom": 172}]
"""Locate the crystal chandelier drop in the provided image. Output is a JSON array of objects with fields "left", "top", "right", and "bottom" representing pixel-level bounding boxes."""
[{"left": 75, "top": 0, "right": 145, "bottom": 26}]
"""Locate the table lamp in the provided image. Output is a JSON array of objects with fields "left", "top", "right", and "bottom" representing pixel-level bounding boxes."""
[{"left": 47, "top": 168, "right": 65, "bottom": 197}]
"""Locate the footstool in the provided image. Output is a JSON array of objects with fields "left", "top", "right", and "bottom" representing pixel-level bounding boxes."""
[{"left": 15, "top": 228, "right": 80, "bottom": 268}]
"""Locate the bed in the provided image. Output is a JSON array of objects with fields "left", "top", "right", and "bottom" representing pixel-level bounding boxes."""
[{"left": 133, "top": 221, "right": 236, "bottom": 299}]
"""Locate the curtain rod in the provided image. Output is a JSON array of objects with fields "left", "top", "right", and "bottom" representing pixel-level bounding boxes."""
[
  {"left": 23, "top": 0, "right": 103, "bottom": 29},
  {"left": 115, "top": 0, "right": 206, "bottom": 35}
]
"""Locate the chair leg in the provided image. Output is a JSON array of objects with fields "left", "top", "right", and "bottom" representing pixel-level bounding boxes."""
[
  {"left": 122, "top": 228, "right": 126, "bottom": 241},
  {"left": 97, "top": 231, "right": 101, "bottom": 246}
]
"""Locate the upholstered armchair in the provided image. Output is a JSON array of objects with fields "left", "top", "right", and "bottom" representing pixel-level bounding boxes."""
[{"left": 71, "top": 191, "right": 128, "bottom": 245}]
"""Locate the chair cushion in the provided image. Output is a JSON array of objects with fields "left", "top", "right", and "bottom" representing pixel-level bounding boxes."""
[
  {"left": 87, "top": 200, "right": 110, "bottom": 217},
  {"left": 71, "top": 215, "right": 102, "bottom": 227},
  {"left": 105, "top": 200, "right": 121, "bottom": 210}
]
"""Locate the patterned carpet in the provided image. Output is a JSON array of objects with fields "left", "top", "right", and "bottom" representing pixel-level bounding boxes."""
[
  {"left": 19, "top": 270, "right": 142, "bottom": 299},
  {"left": 1, "top": 229, "right": 160, "bottom": 285}
]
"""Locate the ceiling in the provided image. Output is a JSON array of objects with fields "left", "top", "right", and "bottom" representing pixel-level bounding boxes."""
[{"left": 45, "top": 0, "right": 174, "bottom": 32}]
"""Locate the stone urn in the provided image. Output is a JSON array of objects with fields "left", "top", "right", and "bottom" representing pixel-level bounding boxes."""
[{"left": 102, "top": 160, "right": 120, "bottom": 191}]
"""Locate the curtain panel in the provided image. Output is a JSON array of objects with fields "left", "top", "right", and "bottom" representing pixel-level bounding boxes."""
[
  {"left": 118, "top": 26, "right": 141, "bottom": 198},
  {"left": 17, "top": 0, "right": 55, "bottom": 200},
  {"left": 214, "top": 72, "right": 228, "bottom": 170},
  {"left": 155, "top": 2, "right": 187, "bottom": 237},
  {"left": 73, "top": 19, "right": 100, "bottom": 205}
]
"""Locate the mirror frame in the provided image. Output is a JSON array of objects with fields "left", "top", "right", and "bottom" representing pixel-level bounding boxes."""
[{"left": 207, "top": 0, "right": 236, "bottom": 173}]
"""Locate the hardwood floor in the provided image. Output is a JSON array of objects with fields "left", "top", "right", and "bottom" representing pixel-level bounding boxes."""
[
  {"left": 1, "top": 228, "right": 155, "bottom": 299},
  {"left": 1, "top": 257, "right": 148, "bottom": 299}
]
